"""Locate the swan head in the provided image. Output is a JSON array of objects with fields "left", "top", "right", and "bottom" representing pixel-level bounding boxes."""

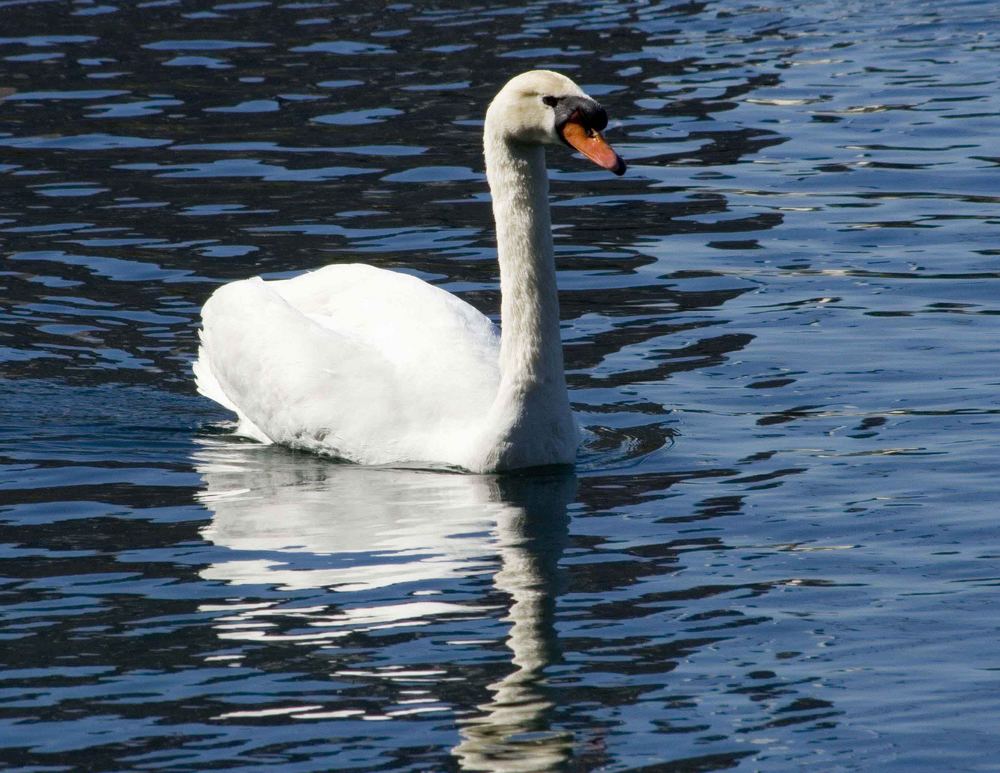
[{"left": 486, "top": 70, "right": 626, "bottom": 176}]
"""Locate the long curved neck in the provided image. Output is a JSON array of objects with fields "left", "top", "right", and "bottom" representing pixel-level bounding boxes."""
[{"left": 484, "top": 132, "right": 566, "bottom": 392}]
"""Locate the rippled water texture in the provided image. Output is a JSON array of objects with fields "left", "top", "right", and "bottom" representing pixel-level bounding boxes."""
[{"left": 2, "top": 1, "right": 999, "bottom": 770}]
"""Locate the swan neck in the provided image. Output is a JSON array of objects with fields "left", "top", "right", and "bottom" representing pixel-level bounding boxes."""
[{"left": 484, "top": 133, "right": 564, "bottom": 387}]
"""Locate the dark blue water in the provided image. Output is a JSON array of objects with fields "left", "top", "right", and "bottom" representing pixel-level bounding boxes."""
[{"left": 2, "top": 1, "right": 999, "bottom": 770}]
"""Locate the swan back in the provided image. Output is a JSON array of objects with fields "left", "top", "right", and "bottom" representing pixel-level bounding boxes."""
[{"left": 197, "top": 264, "right": 500, "bottom": 467}]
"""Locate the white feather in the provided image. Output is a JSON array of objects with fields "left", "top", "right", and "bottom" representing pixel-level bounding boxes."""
[{"left": 197, "top": 264, "right": 499, "bottom": 466}]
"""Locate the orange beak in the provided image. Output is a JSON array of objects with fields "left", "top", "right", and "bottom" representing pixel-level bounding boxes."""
[{"left": 560, "top": 119, "right": 626, "bottom": 176}]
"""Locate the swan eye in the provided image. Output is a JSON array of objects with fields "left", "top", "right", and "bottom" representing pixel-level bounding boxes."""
[{"left": 541, "top": 95, "right": 559, "bottom": 107}]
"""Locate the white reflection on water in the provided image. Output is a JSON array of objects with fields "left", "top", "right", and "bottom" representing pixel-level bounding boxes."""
[{"left": 193, "top": 439, "right": 576, "bottom": 771}]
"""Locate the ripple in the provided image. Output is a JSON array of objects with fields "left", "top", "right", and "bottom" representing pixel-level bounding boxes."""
[
  {"left": 204, "top": 99, "right": 280, "bottom": 113},
  {"left": 9, "top": 251, "right": 198, "bottom": 283},
  {"left": 4, "top": 89, "right": 128, "bottom": 100},
  {"left": 116, "top": 159, "right": 378, "bottom": 180},
  {"left": 0, "top": 133, "right": 171, "bottom": 150},
  {"left": 312, "top": 107, "right": 404, "bottom": 125},
  {"left": 163, "top": 55, "right": 232, "bottom": 68},
  {"left": 0, "top": 35, "right": 97, "bottom": 46},
  {"left": 383, "top": 166, "right": 481, "bottom": 183},
  {"left": 144, "top": 39, "right": 272, "bottom": 50},
  {"left": 1, "top": 0, "right": 999, "bottom": 769},
  {"left": 292, "top": 40, "right": 394, "bottom": 55}
]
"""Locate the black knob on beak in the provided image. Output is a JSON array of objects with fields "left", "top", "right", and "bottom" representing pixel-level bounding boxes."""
[{"left": 555, "top": 96, "right": 608, "bottom": 138}]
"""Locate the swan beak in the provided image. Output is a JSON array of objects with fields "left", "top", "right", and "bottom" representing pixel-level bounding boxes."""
[{"left": 560, "top": 120, "right": 627, "bottom": 176}]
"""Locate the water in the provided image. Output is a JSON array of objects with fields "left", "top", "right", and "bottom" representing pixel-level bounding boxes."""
[{"left": 1, "top": 0, "right": 999, "bottom": 769}]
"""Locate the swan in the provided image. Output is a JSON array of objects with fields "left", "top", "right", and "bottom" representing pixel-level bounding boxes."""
[{"left": 194, "top": 70, "right": 626, "bottom": 472}]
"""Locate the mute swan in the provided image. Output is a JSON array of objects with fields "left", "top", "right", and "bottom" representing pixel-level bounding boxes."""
[{"left": 194, "top": 70, "right": 626, "bottom": 472}]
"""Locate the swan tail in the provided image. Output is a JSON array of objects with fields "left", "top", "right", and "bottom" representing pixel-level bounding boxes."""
[
  {"left": 194, "top": 334, "right": 235, "bottom": 411},
  {"left": 194, "top": 330, "right": 272, "bottom": 444}
]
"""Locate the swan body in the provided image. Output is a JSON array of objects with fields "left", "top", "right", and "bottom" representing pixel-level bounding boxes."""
[{"left": 195, "top": 70, "right": 625, "bottom": 472}]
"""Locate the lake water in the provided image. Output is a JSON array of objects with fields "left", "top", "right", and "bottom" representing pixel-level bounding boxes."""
[{"left": 2, "top": 0, "right": 999, "bottom": 770}]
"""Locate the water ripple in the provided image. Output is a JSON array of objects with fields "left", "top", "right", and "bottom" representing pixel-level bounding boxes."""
[{"left": 1, "top": 0, "right": 999, "bottom": 770}]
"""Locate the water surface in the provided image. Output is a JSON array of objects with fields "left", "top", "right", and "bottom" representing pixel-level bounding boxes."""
[{"left": 2, "top": 0, "right": 999, "bottom": 770}]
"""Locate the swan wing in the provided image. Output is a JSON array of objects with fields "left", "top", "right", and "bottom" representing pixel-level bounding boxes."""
[{"left": 196, "top": 264, "right": 500, "bottom": 466}]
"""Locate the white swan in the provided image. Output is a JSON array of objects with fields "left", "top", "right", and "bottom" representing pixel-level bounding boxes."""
[{"left": 194, "top": 70, "right": 625, "bottom": 472}]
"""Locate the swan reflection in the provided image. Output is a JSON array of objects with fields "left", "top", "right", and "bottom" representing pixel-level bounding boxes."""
[{"left": 194, "top": 440, "right": 575, "bottom": 770}]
